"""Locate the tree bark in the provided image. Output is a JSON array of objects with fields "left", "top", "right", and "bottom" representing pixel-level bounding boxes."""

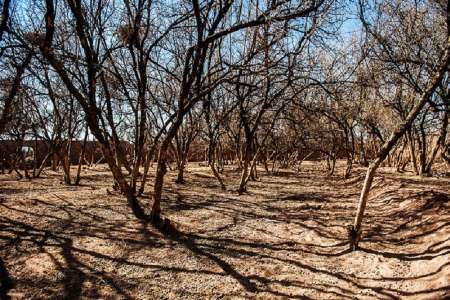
[
  {"left": 406, "top": 129, "right": 419, "bottom": 174},
  {"left": 150, "top": 112, "right": 185, "bottom": 223},
  {"left": 238, "top": 141, "right": 252, "bottom": 194},
  {"left": 75, "top": 126, "right": 89, "bottom": 185},
  {"left": 175, "top": 157, "right": 187, "bottom": 184},
  {"left": 35, "top": 152, "right": 51, "bottom": 178},
  {"left": 210, "top": 153, "right": 226, "bottom": 190}
]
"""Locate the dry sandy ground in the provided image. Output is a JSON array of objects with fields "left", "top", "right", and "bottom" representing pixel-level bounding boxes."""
[{"left": 0, "top": 162, "right": 449, "bottom": 299}]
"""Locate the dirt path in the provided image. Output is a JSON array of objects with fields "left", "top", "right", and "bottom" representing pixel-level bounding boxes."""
[{"left": 0, "top": 162, "right": 449, "bottom": 299}]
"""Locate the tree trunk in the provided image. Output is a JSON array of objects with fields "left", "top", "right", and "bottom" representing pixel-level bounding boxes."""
[
  {"left": 33, "top": 135, "right": 38, "bottom": 177},
  {"left": 115, "top": 143, "right": 133, "bottom": 175},
  {"left": 150, "top": 152, "right": 167, "bottom": 223},
  {"left": 438, "top": 97, "right": 450, "bottom": 168},
  {"left": 395, "top": 138, "right": 407, "bottom": 172},
  {"left": 210, "top": 153, "right": 226, "bottom": 190},
  {"left": 52, "top": 152, "right": 59, "bottom": 171},
  {"left": 238, "top": 158, "right": 250, "bottom": 194},
  {"left": 406, "top": 129, "right": 419, "bottom": 175},
  {"left": 327, "top": 153, "right": 336, "bottom": 176},
  {"left": 137, "top": 149, "right": 156, "bottom": 196},
  {"left": 62, "top": 140, "right": 72, "bottom": 185},
  {"left": 417, "top": 114, "right": 428, "bottom": 175},
  {"left": 75, "top": 127, "right": 89, "bottom": 185},
  {"left": 238, "top": 141, "right": 252, "bottom": 194},
  {"left": 137, "top": 151, "right": 152, "bottom": 196},
  {"left": 35, "top": 152, "right": 51, "bottom": 178},
  {"left": 208, "top": 142, "right": 226, "bottom": 190},
  {"left": 175, "top": 157, "right": 187, "bottom": 184},
  {"left": 344, "top": 157, "right": 353, "bottom": 179},
  {"left": 424, "top": 138, "right": 441, "bottom": 174},
  {"left": 423, "top": 101, "right": 448, "bottom": 174},
  {"left": 359, "top": 134, "right": 369, "bottom": 166},
  {"left": 102, "top": 145, "right": 147, "bottom": 220},
  {"left": 150, "top": 113, "right": 185, "bottom": 223}
]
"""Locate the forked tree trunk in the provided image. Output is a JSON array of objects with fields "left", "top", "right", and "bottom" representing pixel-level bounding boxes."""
[
  {"left": 239, "top": 121, "right": 276, "bottom": 191},
  {"left": 137, "top": 124, "right": 170, "bottom": 196},
  {"left": 175, "top": 136, "right": 194, "bottom": 184},
  {"left": 210, "top": 151, "right": 226, "bottom": 190},
  {"left": 102, "top": 145, "right": 147, "bottom": 219},
  {"left": 208, "top": 143, "right": 226, "bottom": 190},
  {"left": 424, "top": 138, "right": 442, "bottom": 174},
  {"left": 326, "top": 153, "right": 336, "bottom": 176},
  {"left": 150, "top": 113, "right": 185, "bottom": 223},
  {"left": 238, "top": 156, "right": 250, "bottom": 194},
  {"left": 349, "top": 42, "right": 450, "bottom": 250},
  {"left": 137, "top": 149, "right": 156, "bottom": 196}
]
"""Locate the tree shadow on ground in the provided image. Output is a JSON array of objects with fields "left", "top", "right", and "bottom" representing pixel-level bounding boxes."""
[
  {"left": 157, "top": 169, "right": 449, "bottom": 298},
  {"left": 0, "top": 256, "right": 14, "bottom": 300},
  {"left": 1, "top": 167, "right": 449, "bottom": 299},
  {"left": 154, "top": 216, "right": 449, "bottom": 299}
]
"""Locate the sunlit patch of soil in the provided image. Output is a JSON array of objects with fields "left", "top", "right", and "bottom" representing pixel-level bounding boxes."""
[{"left": 0, "top": 161, "right": 449, "bottom": 299}]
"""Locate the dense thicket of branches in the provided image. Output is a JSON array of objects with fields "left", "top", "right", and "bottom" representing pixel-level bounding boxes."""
[{"left": 1, "top": 0, "right": 449, "bottom": 247}]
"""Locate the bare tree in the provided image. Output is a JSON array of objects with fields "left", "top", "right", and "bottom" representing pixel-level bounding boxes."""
[{"left": 349, "top": 0, "right": 450, "bottom": 250}]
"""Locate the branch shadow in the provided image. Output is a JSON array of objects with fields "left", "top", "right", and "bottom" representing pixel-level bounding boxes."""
[
  {"left": 1, "top": 165, "right": 449, "bottom": 299},
  {"left": 0, "top": 256, "right": 14, "bottom": 300}
]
